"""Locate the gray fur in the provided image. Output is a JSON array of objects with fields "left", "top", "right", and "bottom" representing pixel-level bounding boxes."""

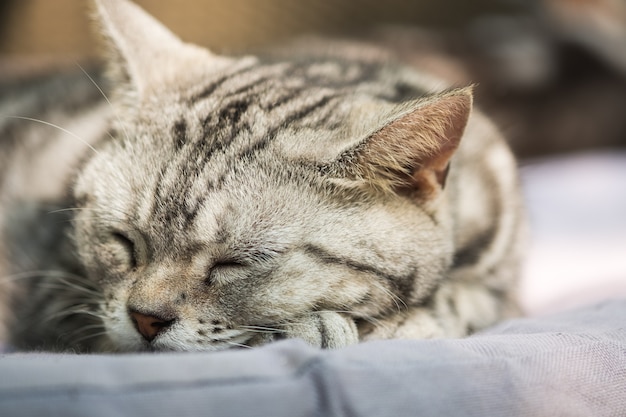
[{"left": 0, "top": 0, "right": 525, "bottom": 352}]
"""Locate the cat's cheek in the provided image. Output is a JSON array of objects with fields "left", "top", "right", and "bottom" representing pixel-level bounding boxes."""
[
  {"left": 82, "top": 243, "right": 134, "bottom": 285},
  {"left": 100, "top": 286, "right": 147, "bottom": 351}
]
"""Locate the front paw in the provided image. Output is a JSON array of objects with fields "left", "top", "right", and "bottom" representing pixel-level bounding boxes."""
[
  {"left": 360, "top": 308, "right": 447, "bottom": 341},
  {"left": 281, "top": 311, "right": 358, "bottom": 348}
]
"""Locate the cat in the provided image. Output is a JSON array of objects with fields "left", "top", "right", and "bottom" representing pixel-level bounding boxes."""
[{"left": 0, "top": 0, "right": 525, "bottom": 352}]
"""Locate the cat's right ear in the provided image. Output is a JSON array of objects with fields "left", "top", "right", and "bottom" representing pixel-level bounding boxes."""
[
  {"left": 93, "top": 0, "right": 232, "bottom": 100},
  {"left": 325, "top": 88, "right": 472, "bottom": 201}
]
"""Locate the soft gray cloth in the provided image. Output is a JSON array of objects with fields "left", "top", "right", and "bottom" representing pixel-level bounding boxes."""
[{"left": 1, "top": 300, "right": 625, "bottom": 417}]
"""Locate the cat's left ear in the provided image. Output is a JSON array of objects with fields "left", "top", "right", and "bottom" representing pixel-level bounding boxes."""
[
  {"left": 93, "top": 0, "right": 232, "bottom": 99},
  {"left": 330, "top": 87, "right": 472, "bottom": 200}
]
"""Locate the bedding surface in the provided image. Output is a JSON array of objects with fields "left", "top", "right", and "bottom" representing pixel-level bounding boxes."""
[{"left": 1, "top": 299, "right": 625, "bottom": 417}]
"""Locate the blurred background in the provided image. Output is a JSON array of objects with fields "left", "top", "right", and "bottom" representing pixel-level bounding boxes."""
[
  {"left": 1, "top": 0, "right": 625, "bottom": 314},
  {"left": 1, "top": 0, "right": 625, "bottom": 158}
]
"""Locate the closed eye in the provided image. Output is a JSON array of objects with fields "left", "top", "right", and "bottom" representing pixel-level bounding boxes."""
[
  {"left": 205, "top": 260, "right": 246, "bottom": 285},
  {"left": 111, "top": 231, "right": 137, "bottom": 270},
  {"left": 214, "top": 260, "right": 245, "bottom": 269}
]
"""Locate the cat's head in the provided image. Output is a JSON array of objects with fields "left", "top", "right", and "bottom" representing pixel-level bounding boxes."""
[{"left": 73, "top": 0, "right": 472, "bottom": 351}]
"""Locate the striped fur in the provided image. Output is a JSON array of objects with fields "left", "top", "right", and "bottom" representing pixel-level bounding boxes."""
[{"left": 0, "top": 0, "right": 525, "bottom": 352}]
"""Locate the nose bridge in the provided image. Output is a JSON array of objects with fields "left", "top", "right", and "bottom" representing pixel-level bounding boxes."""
[{"left": 127, "top": 262, "right": 191, "bottom": 312}]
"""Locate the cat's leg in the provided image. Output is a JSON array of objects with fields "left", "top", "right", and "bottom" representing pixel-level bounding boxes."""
[{"left": 360, "top": 281, "right": 519, "bottom": 340}]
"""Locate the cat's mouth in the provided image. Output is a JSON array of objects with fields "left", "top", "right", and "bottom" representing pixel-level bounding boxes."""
[
  {"left": 151, "top": 333, "right": 254, "bottom": 352},
  {"left": 132, "top": 328, "right": 257, "bottom": 352},
  {"left": 123, "top": 315, "right": 273, "bottom": 352}
]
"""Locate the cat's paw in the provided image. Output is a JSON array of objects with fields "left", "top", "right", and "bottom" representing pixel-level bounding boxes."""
[
  {"left": 281, "top": 312, "right": 358, "bottom": 349},
  {"left": 360, "top": 308, "right": 448, "bottom": 341}
]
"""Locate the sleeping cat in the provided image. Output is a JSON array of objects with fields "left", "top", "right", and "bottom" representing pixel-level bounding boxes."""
[{"left": 0, "top": 0, "right": 525, "bottom": 352}]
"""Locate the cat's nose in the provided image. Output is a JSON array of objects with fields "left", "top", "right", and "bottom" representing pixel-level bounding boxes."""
[{"left": 129, "top": 310, "right": 175, "bottom": 342}]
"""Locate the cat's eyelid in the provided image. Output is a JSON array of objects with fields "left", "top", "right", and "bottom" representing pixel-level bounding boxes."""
[
  {"left": 110, "top": 230, "right": 138, "bottom": 269},
  {"left": 111, "top": 229, "right": 150, "bottom": 268},
  {"left": 215, "top": 247, "right": 281, "bottom": 266},
  {"left": 251, "top": 245, "right": 289, "bottom": 261},
  {"left": 213, "top": 259, "right": 245, "bottom": 268}
]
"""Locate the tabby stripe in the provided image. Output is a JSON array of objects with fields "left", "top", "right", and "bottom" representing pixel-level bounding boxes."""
[
  {"left": 317, "top": 315, "right": 328, "bottom": 348},
  {"left": 152, "top": 164, "right": 169, "bottom": 203},
  {"left": 302, "top": 243, "right": 414, "bottom": 304},
  {"left": 452, "top": 228, "right": 497, "bottom": 268},
  {"left": 172, "top": 119, "right": 187, "bottom": 149},
  {"left": 181, "top": 194, "right": 206, "bottom": 228},
  {"left": 201, "top": 99, "right": 251, "bottom": 156},
  {"left": 262, "top": 87, "right": 306, "bottom": 111},
  {"left": 303, "top": 244, "right": 380, "bottom": 276},
  {"left": 390, "top": 82, "right": 421, "bottom": 102},
  {"left": 224, "top": 75, "right": 273, "bottom": 99},
  {"left": 218, "top": 100, "right": 250, "bottom": 127},
  {"left": 190, "top": 64, "right": 259, "bottom": 103},
  {"left": 182, "top": 171, "right": 228, "bottom": 231},
  {"left": 280, "top": 94, "right": 337, "bottom": 126},
  {"left": 157, "top": 91, "right": 339, "bottom": 228},
  {"left": 452, "top": 173, "right": 501, "bottom": 268},
  {"left": 223, "top": 95, "right": 324, "bottom": 163},
  {"left": 235, "top": 133, "right": 273, "bottom": 162}
]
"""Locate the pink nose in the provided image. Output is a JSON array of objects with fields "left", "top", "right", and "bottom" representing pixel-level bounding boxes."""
[{"left": 130, "top": 311, "right": 175, "bottom": 342}]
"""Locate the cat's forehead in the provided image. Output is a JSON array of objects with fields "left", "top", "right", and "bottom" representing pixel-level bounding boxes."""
[
  {"left": 187, "top": 57, "right": 383, "bottom": 102},
  {"left": 135, "top": 162, "right": 328, "bottom": 261}
]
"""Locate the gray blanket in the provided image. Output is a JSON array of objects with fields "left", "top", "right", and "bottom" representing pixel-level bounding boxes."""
[{"left": 1, "top": 299, "right": 625, "bottom": 417}]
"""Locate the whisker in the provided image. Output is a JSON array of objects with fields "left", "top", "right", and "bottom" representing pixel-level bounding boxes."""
[
  {"left": 76, "top": 63, "right": 131, "bottom": 143},
  {"left": 54, "top": 276, "right": 100, "bottom": 297},
  {"left": 71, "top": 330, "right": 109, "bottom": 345},
  {"left": 359, "top": 314, "right": 395, "bottom": 334},
  {"left": 226, "top": 341, "right": 252, "bottom": 349},
  {"left": 47, "top": 207, "right": 132, "bottom": 218},
  {"left": 35, "top": 291, "right": 95, "bottom": 306},
  {"left": 2, "top": 115, "right": 99, "bottom": 154},
  {"left": 315, "top": 309, "right": 353, "bottom": 315},
  {"left": 238, "top": 325, "right": 283, "bottom": 333},
  {"left": 58, "top": 215, "right": 130, "bottom": 226},
  {"left": 37, "top": 278, "right": 99, "bottom": 295},
  {"left": 370, "top": 279, "right": 407, "bottom": 312},
  {"left": 66, "top": 323, "right": 106, "bottom": 339},
  {"left": 44, "top": 306, "right": 106, "bottom": 323},
  {"left": 0, "top": 270, "right": 50, "bottom": 282},
  {"left": 0, "top": 269, "right": 86, "bottom": 283}
]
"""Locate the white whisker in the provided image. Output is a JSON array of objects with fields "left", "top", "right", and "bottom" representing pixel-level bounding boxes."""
[
  {"left": 66, "top": 323, "right": 106, "bottom": 338},
  {"left": 48, "top": 207, "right": 127, "bottom": 216},
  {"left": 226, "top": 341, "right": 252, "bottom": 349},
  {"left": 0, "top": 269, "right": 84, "bottom": 283},
  {"left": 77, "top": 63, "right": 131, "bottom": 143},
  {"left": 2, "top": 115, "right": 99, "bottom": 154},
  {"left": 44, "top": 306, "right": 105, "bottom": 323},
  {"left": 71, "top": 330, "right": 109, "bottom": 345},
  {"left": 239, "top": 325, "right": 283, "bottom": 333},
  {"left": 370, "top": 279, "right": 407, "bottom": 312}
]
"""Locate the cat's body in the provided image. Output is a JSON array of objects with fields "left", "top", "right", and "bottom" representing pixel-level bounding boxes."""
[{"left": 0, "top": 0, "right": 525, "bottom": 352}]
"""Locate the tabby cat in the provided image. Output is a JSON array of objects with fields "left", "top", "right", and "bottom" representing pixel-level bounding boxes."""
[{"left": 0, "top": 0, "right": 525, "bottom": 352}]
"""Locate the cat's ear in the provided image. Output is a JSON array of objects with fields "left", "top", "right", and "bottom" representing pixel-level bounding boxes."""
[
  {"left": 93, "top": 0, "right": 232, "bottom": 98},
  {"left": 330, "top": 87, "right": 472, "bottom": 200}
]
